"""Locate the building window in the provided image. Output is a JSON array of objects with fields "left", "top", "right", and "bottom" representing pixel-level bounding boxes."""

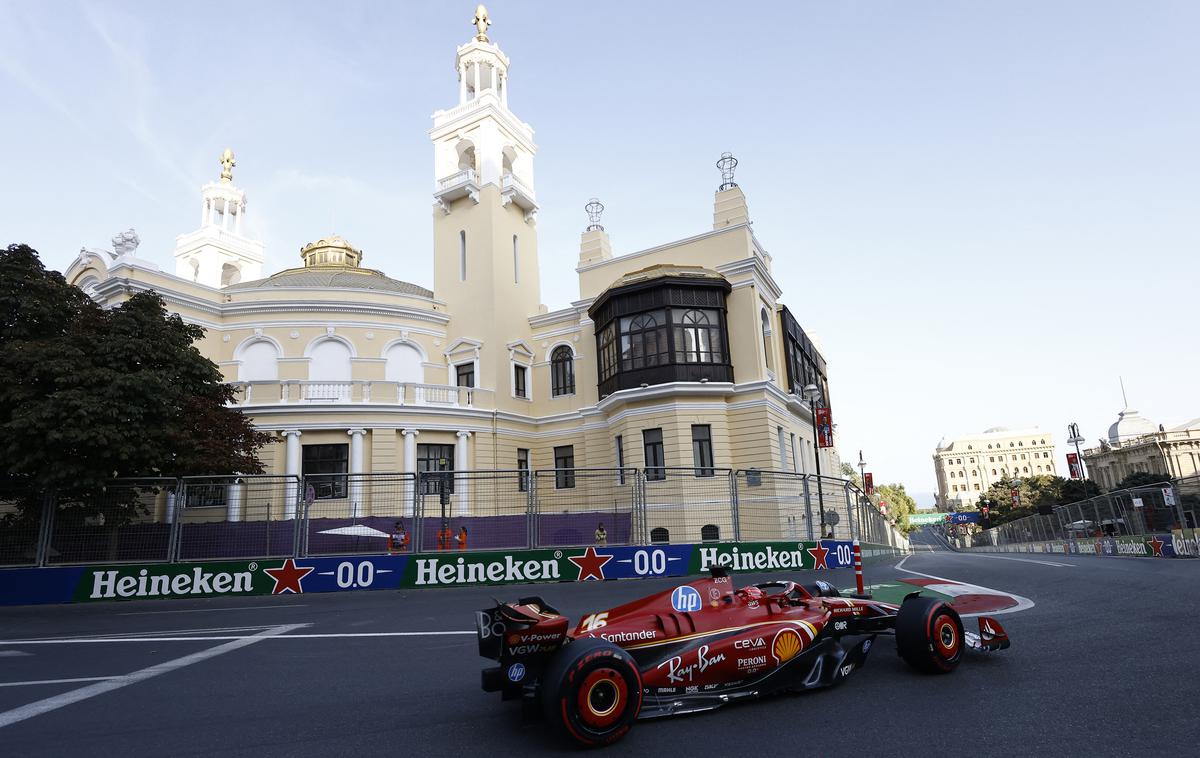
[
  {"left": 673, "top": 309, "right": 723, "bottom": 363},
  {"left": 517, "top": 448, "right": 530, "bottom": 492},
  {"left": 778, "top": 427, "right": 788, "bottom": 471},
  {"left": 456, "top": 361, "right": 475, "bottom": 388},
  {"left": 992, "top": 469, "right": 997, "bottom": 475},
  {"left": 700, "top": 524, "right": 720, "bottom": 542},
  {"left": 615, "top": 435, "right": 625, "bottom": 484},
  {"left": 643, "top": 428, "right": 665, "bottom": 481},
  {"left": 459, "top": 230, "right": 467, "bottom": 281},
  {"left": 974, "top": 484, "right": 980, "bottom": 491},
  {"left": 513, "top": 234, "right": 519, "bottom": 284},
  {"left": 551, "top": 346, "right": 575, "bottom": 396},
  {"left": 417, "top": 444, "right": 455, "bottom": 494},
  {"left": 1021, "top": 454, "right": 1026, "bottom": 460},
  {"left": 650, "top": 527, "right": 670, "bottom": 544},
  {"left": 692, "top": 424, "right": 714, "bottom": 476},
  {"left": 621, "top": 311, "right": 670, "bottom": 370},
  {"left": 789, "top": 432, "right": 799, "bottom": 473},
  {"left": 513, "top": 364, "right": 528, "bottom": 398},
  {"left": 761, "top": 309, "right": 773, "bottom": 372},
  {"left": 969, "top": 457, "right": 975, "bottom": 463},
  {"left": 554, "top": 445, "right": 575, "bottom": 489},
  {"left": 303, "top": 444, "right": 348, "bottom": 500}
]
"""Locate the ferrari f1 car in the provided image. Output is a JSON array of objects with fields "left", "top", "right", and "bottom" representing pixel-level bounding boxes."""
[{"left": 477, "top": 568, "right": 1010, "bottom": 747}]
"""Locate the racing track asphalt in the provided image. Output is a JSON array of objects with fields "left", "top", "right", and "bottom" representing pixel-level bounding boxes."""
[{"left": 1, "top": 533, "right": 1198, "bottom": 758}]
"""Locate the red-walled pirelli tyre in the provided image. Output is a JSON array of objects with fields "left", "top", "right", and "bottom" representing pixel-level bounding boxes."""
[
  {"left": 540, "top": 637, "right": 643, "bottom": 748},
  {"left": 896, "top": 597, "right": 964, "bottom": 674}
]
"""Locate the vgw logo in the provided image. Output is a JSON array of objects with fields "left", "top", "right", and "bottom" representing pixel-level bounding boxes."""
[{"left": 671, "top": 585, "right": 702, "bottom": 612}]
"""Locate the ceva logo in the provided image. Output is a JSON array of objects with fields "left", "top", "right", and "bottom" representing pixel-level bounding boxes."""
[{"left": 671, "top": 585, "right": 702, "bottom": 612}]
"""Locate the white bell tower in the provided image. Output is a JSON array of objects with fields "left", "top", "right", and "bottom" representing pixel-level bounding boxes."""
[{"left": 173, "top": 148, "right": 264, "bottom": 288}]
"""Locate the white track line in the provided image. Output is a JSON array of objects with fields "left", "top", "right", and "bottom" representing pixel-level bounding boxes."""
[
  {"left": 11, "top": 625, "right": 274, "bottom": 642},
  {"left": 944, "top": 553, "right": 1075, "bottom": 568},
  {"left": 0, "top": 677, "right": 117, "bottom": 689},
  {"left": 117, "top": 604, "right": 308, "bottom": 616},
  {"left": 894, "top": 556, "right": 1036, "bottom": 617},
  {"left": 0, "top": 623, "right": 307, "bottom": 730},
  {"left": 0, "top": 651, "right": 31, "bottom": 657},
  {"left": 0, "top": 630, "right": 476, "bottom": 645}
]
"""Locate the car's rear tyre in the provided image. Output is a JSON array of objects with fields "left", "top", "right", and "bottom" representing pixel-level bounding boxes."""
[
  {"left": 541, "top": 637, "right": 642, "bottom": 747},
  {"left": 896, "top": 596, "right": 963, "bottom": 674}
]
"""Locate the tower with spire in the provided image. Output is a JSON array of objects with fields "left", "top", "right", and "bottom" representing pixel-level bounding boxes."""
[
  {"left": 173, "top": 148, "right": 265, "bottom": 288},
  {"left": 430, "top": 7, "right": 543, "bottom": 399}
]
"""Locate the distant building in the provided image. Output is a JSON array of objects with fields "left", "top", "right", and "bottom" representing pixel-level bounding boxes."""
[
  {"left": 933, "top": 427, "right": 1057, "bottom": 510},
  {"left": 1081, "top": 407, "right": 1200, "bottom": 490}
]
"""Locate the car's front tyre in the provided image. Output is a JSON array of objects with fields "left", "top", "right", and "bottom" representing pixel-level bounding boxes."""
[{"left": 896, "top": 596, "right": 963, "bottom": 674}]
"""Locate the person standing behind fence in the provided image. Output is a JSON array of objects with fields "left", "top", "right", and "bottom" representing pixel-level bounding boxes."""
[
  {"left": 437, "top": 524, "right": 451, "bottom": 551},
  {"left": 389, "top": 521, "right": 410, "bottom": 554},
  {"left": 595, "top": 522, "right": 607, "bottom": 547},
  {"left": 455, "top": 526, "right": 468, "bottom": 551}
]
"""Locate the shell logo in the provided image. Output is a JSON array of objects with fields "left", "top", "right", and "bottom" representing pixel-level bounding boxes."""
[{"left": 771, "top": 628, "right": 802, "bottom": 663}]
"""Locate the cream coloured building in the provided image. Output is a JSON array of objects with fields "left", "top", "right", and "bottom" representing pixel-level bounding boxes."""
[
  {"left": 933, "top": 428, "right": 1057, "bottom": 510},
  {"left": 63, "top": 11, "right": 840, "bottom": 546},
  {"left": 1081, "top": 407, "right": 1200, "bottom": 491}
]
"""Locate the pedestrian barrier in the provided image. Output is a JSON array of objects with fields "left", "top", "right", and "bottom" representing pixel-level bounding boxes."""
[{"left": 0, "top": 468, "right": 911, "bottom": 569}]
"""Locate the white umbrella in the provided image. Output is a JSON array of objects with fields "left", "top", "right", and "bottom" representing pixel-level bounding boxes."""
[{"left": 318, "top": 525, "right": 392, "bottom": 538}]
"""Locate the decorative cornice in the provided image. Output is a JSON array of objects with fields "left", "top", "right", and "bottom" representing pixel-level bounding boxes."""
[{"left": 575, "top": 223, "right": 751, "bottom": 275}]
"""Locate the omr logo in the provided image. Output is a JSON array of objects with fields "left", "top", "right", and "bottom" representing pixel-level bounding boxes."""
[{"left": 671, "top": 586, "right": 702, "bottom": 613}]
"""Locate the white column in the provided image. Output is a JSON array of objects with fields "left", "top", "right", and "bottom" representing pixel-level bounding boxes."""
[
  {"left": 282, "top": 429, "right": 302, "bottom": 519},
  {"left": 402, "top": 429, "right": 419, "bottom": 517},
  {"left": 459, "top": 62, "right": 467, "bottom": 103},
  {"left": 455, "top": 431, "right": 472, "bottom": 517},
  {"left": 472, "top": 62, "right": 480, "bottom": 99},
  {"left": 221, "top": 198, "right": 231, "bottom": 230},
  {"left": 348, "top": 428, "right": 366, "bottom": 518},
  {"left": 501, "top": 71, "right": 508, "bottom": 106},
  {"left": 235, "top": 202, "right": 244, "bottom": 235}
]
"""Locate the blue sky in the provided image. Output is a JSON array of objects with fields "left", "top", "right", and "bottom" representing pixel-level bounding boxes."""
[{"left": 3, "top": 1, "right": 1198, "bottom": 505}]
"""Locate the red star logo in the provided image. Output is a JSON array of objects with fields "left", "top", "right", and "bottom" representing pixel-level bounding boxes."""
[
  {"left": 264, "top": 558, "right": 314, "bottom": 594},
  {"left": 569, "top": 547, "right": 612, "bottom": 581},
  {"left": 1147, "top": 536, "right": 1165, "bottom": 557},
  {"left": 807, "top": 542, "right": 830, "bottom": 570}
]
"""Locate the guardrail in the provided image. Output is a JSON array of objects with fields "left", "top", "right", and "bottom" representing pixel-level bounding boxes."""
[{"left": 0, "top": 469, "right": 910, "bottom": 568}]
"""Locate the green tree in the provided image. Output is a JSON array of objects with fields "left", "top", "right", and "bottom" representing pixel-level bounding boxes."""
[
  {"left": 1114, "top": 471, "right": 1172, "bottom": 491},
  {"left": 0, "top": 244, "right": 274, "bottom": 522},
  {"left": 874, "top": 483, "right": 917, "bottom": 533}
]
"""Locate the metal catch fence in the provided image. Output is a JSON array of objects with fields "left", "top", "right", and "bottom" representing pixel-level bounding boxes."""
[
  {"left": 2, "top": 468, "right": 912, "bottom": 567},
  {"left": 970, "top": 475, "right": 1200, "bottom": 549}
]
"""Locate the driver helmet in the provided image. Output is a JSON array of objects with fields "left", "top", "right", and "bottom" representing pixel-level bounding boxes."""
[{"left": 736, "top": 585, "right": 764, "bottom": 603}]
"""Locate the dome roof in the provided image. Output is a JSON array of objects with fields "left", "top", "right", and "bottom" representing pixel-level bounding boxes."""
[
  {"left": 225, "top": 266, "right": 432, "bottom": 297},
  {"left": 300, "top": 234, "right": 364, "bottom": 268},
  {"left": 607, "top": 263, "right": 726, "bottom": 290},
  {"left": 1107, "top": 408, "right": 1158, "bottom": 444}
]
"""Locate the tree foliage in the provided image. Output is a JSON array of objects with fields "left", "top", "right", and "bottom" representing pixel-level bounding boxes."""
[
  {"left": 874, "top": 483, "right": 917, "bottom": 533},
  {"left": 1114, "top": 471, "right": 1172, "bottom": 491},
  {"left": 976, "top": 474, "right": 1109, "bottom": 527},
  {"left": 0, "top": 244, "right": 274, "bottom": 519}
]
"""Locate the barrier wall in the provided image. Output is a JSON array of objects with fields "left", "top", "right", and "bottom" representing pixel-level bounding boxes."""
[
  {"left": 959, "top": 532, "right": 1199, "bottom": 559},
  {"left": 0, "top": 539, "right": 908, "bottom": 606}
]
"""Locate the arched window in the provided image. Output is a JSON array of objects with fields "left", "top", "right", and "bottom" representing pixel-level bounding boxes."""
[
  {"left": 621, "top": 311, "right": 668, "bottom": 369},
  {"left": 992, "top": 469, "right": 997, "bottom": 475},
  {"left": 308, "top": 339, "right": 352, "bottom": 401},
  {"left": 239, "top": 340, "right": 279, "bottom": 381},
  {"left": 384, "top": 343, "right": 423, "bottom": 384},
  {"left": 512, "top": 234, "right": 519, "bottom": 283},
  {"left": 760, "top": 309, "right": 773, "bottom": 372},
  {"left": 700, "top": 524, "right": 720, "bottom": 542},
  {"left": 457, "top": 142, "right": 476, "bottom": 172},
  {"left": 221, "top": 263, "right": 241, "bottom": 287},
  {"left": 459, "top": 231, "right": 467, "bottom": 281},
  {"left": 550, "top": 346, "right": 575, "bottom": 397},
  {"left": 650, "top": 527, "right": 670, "bottom": 544},
  {"left": 674, "top": 309, "right": 721, "bottom": 363}
]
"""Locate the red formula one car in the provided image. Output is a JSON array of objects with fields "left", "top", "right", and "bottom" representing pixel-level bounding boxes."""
[{"left": 477, "top": 568, "right": 1010, "bottom": 747}]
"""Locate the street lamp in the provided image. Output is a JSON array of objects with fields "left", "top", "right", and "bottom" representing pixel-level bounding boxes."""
[
  {"left": 802, "top": 383, "right": 827, "bottom": 537},
  {"left": 1067, "top": 422, "right": 1087, "bottom": 480}
]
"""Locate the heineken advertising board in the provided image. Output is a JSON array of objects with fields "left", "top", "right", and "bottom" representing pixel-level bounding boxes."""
[
  {"left": 964, "top": 533, "right": 1198, "bottom": 560},
  {"left": 0, "top": 539, "right": 895, "bottom": 606}
]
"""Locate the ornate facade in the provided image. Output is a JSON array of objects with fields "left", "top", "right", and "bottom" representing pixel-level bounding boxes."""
[
  {"left": 63, "top": 11, "right": 838, "bottom": 544},
  {"left": 933, "top": 428, "right": 1057, "bottom": 510}
]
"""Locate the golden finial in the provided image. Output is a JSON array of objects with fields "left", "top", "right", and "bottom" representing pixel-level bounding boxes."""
[
  {"left": 472, "top": 4, "right": 490, "bottom": 42},
  {"left": 219, "top": 148, "right": 235, "bottom": 182}
]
